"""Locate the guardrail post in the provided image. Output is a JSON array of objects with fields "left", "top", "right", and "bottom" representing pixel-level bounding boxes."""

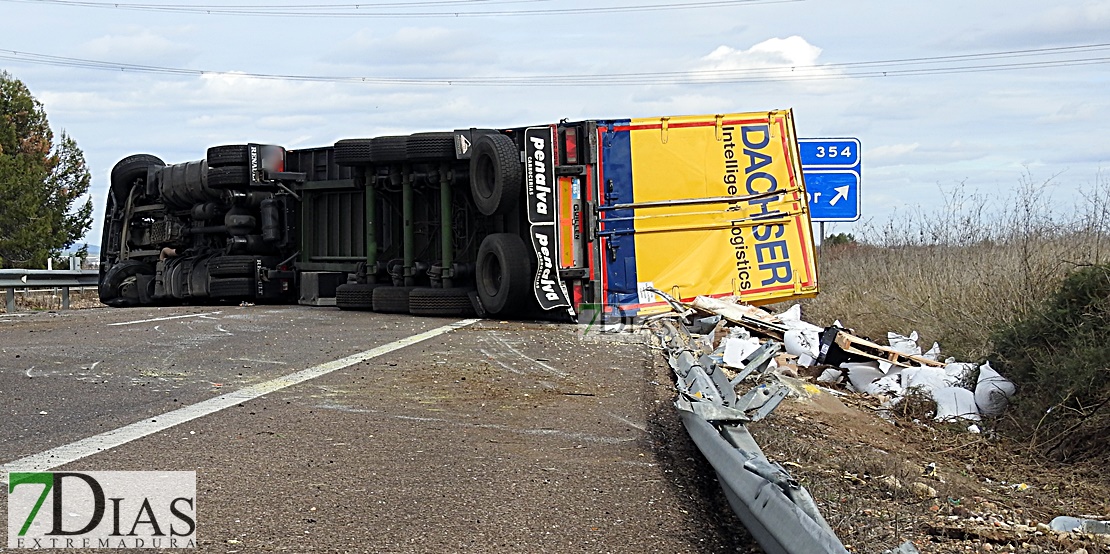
[
  {"left": 5, "top": 288, "right": 14, "bottom": 313},
  {"left": 62, "top": 287, "right": 71, "bottom": 310}
]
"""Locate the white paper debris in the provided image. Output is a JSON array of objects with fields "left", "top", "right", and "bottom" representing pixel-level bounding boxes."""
[
  {"left": 722, "top": 336, "right": 761, "bottom": 368},
  {"left": 975, "top": 361, "right": 1016, "bottom": 417}
]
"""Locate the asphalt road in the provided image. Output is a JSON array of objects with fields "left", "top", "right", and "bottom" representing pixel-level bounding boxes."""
[{"left": 0, "top": 305, "right": 756, "bottom": 553}]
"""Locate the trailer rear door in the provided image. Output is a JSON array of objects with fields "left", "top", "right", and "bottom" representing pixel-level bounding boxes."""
[{"left": 596, "top": 110, "right": 818, "bottom": 312}]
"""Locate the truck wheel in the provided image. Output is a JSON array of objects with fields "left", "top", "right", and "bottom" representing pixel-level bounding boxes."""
[
  {"left": 405, "top": 132, "right": 456, "bottom": 162},
  {"left": 208, "top": 166, "right": 251, "bottom": 188},
  {"left": 209, "top": 277, "right": 255, "bottom": 298},
  {"left": 409, "top": 287, "right": 477, "bottom": 317},
  {"left": 110, "top": 154, "right": 164, "bottom": 202},
  {"left": 475, "top": 233, "right": 531, "bottom": 316},
  {"left": 209, "top": 256, "right": 258, "bottom": 277},
  {"left": 372, "top": 286, "right": 414, "bottom": 313},
  {"left": 207, "top": 145, "right": 250, "bottom": 167},
  {"left": 99, "top": 260, "right": 154, "bottom": 307},
  {"left": 469, "top": 134, "right": 521, "bottom": 216},
  {"left": 334, "top": 139, "right": 374, "bottom": 166},
  {"left": 335, "top": 282, "right": 379, "bottom": 310},
  {"left": 368, "top": 136, "right": 408, "bottom": 164}
]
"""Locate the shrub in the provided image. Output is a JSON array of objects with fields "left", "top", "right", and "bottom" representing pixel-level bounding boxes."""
[{"left": 990, "top": 264, "right": 1110, "bottom": 461}]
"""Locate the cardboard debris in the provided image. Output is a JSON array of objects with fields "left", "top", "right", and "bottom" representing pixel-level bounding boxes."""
[{"left": 690, "top": 296, "right": 786, "bottom": 341}]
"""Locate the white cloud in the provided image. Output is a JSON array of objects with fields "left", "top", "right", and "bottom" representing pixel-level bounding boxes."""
[{"left": 695, "top": 36, "right": 840, "bottom": 85}]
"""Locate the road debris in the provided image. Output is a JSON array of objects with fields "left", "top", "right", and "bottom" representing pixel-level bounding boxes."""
[
  {"left": 646, "top": 292, "right": 1033, "bottom": 553},
  {"left": 681, "top": 295, "right": 1018, "bottom": 425},
  {"left": 650, "top": 300, "right": 850, "bottom": 554}
]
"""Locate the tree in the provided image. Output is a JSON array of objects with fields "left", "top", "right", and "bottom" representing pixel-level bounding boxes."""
[
  {"left": 0, "top": 70, "right": 92, "bottom": 268},
  {"left": 824, "top": 232, "right": 857, "bottom": 247}
]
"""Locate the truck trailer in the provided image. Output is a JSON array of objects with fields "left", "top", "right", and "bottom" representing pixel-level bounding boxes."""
[{"left": 97, "top": 110, "right": 819, "bottom": 320}]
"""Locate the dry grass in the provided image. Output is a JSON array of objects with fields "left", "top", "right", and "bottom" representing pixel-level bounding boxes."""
[
  {"left": 0, "top": 288, "right": 102, "bottom": 313},
  {"left": 795, "top": 173, "right": 1110, "bottom": 361}
]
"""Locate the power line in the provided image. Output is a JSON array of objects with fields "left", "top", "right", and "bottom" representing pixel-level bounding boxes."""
[
  {"left": 1, "top": 43, "right": 1107, "bottom": 86},
  {"left": 0, "top": 0, "right": 802, "bottom": 17}
]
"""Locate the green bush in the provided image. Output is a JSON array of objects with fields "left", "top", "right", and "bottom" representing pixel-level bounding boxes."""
[{"left": 990, "top": 264, "right": 1110, "bottom": 461}]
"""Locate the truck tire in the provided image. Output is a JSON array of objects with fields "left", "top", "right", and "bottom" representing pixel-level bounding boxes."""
[
  {"left": 368, "top": 136, "right": 408, "bottom": 164},
  {"left": 334, "top": 139, "right": 374, "bottom": 166},
  {"left": 409, "top": 287, "right": 477, "bottom": 317},
  {"left": 99, "top": 260, "right": 154, "bottom": 307},
  {"left": 405, "top": 132, "right": 456, "bottom": 162},
  {"left": 209, "top": 255, "right": 258, "bottom": 277},
  {"left": 209, "top": 277, "right": 255, "bottom": 298},
  {"left": 206, "top": 145, "right": 250, "bottom": 167},
  {"left": 372, "top": 286, "right": 414, "bottom": 313},
  {"left": 475, "top": 233, "right": 531, "bottom": 316},
  {"left": 469, "top": 134, "right": 521, "bottom": 216},
  {"left": 208, "top": 165, "right": 251, "bottom": 188},
  {"left": 335, "top": 282, "right": 379, "bottom": 310},
  {"left": 110, "top": 154, "right": 164, "bottom": 202}
]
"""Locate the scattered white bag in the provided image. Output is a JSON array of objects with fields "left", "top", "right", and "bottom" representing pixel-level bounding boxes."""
[
  {"left": 887, "top": 331, "right": 922, "bottom": 356},
  {"left": 779, "top": 304, "right": 825, "bottom": 334},
  {"left": 932, "top": 386, "right": 981, "bottom": 421},
  {"left": 974, "top": 361, "right": 1016, "bottom": 417},
  {"left": 866, "top": 374, "right": 904, "bottom": 397},
  {"left": 923, "top": 342, "right": 941, "bottom": 361},
  {"left": 784, "top": 328, "right": 819, "bottom": 359},
  {"left": 817, "top": 368, "right": 843, "bottom": 384},
  {"left": 842, "top": 361, "right": 884, "bottom": 393},
  {"left": 943, "top": 362, "right": 976, "bottom": 383},
  {"left": 902, "top": 366, "right": 958, "bottom": 394}
]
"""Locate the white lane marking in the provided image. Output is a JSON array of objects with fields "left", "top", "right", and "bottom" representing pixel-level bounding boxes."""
[
  {"left": 215, "top": 325, "right": 233, "bottom": 335},
  {"left": 0, "top": 318, "right": 480, "bottom": 483},
  {"left": 108, "top": 311, "right": 223, "bottom": 327}
]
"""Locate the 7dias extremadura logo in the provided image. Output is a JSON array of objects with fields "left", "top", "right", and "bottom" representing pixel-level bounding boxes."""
[{"left": 7, "top": 471, "right": 196, "bottom": 549}]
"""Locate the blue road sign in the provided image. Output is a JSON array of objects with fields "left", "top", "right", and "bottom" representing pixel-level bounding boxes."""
[{"left": 799, "top": 138, "right": 861, "bottom": 222}]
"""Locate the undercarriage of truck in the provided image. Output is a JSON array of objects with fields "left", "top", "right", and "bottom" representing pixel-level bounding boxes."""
[{"left": 98, "top": 129, "right": 567, "bottom": 319}]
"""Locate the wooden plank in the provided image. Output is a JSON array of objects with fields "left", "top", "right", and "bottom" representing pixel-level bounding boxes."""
[{"left": 833, "top": 331, "right": 945, "bottom": 368}]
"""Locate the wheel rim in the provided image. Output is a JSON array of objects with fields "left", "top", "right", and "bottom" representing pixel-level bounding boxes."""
[
  {"left": 478, "top": 252, "right": 503, "bottom": 297},
  {"left": 474, "top": 154, "right": 495, "bottom": 200}
]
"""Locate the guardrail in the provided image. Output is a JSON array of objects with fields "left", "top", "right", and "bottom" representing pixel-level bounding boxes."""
[
  {"left": 0, "top": 269, "right": 100, "bottom": 312},
  {"left": 652, "top": 319, "right": 851, "bottom": 554}
]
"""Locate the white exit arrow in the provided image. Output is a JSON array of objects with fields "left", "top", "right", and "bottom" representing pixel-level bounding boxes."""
[{"left": 829, "top": 185, "right": 850, "bottom": 206}]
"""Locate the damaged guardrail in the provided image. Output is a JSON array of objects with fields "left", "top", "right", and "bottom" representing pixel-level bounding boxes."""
[{"left": 651, "top": 316, "right": 850, "bottom": 554}]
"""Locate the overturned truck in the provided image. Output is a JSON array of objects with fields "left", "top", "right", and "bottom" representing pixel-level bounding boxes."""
[{"left": 98, "top": 110, "right": 819, "bottom": 319}]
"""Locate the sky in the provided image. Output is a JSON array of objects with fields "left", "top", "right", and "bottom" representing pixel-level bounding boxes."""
[{"left": 1, "top": 0, "right": 1108, "bottom": 246}]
